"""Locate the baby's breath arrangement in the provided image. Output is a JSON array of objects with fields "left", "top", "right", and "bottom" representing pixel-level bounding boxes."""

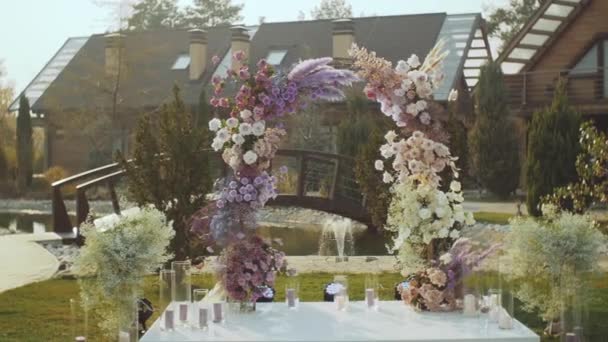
[{"left": 73, "top": 207, "right": 174, "bottom": 336}]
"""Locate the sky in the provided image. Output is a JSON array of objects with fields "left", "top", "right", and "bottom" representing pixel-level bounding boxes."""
[{"left": 0, "top": 0, "right": 508, "bottom": 96}]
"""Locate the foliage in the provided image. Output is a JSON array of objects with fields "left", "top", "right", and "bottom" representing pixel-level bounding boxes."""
[
  {"left": 526, "top": 79, "right": 580, "bottom": 216},
  {"left": 544, "top": 121, "right": 608, "bottom": 213},
  {"left": 181, "top": 0, "right": 243, "bottom": 27},
  {"left": 505, "top": 204, "right": 606, "bottom": 321},
  {"left": 287, "top": 103, "right": 334, "bottom": 152},
  {"left": 118, "top": 85, "right": 212, "bottom": 261},
  {"left": 0, "top": 64, "right": 14, "bottom": 181},
  {"left": 127, "top": 0, "right": 183, "bottom": 30},
  {"left": 486, "top": 0, "right": 543, "bottom": 48},
  {"left": 73, "top": 207, "right": 174, "bottom": 337},
  {"left": 310, "top": 0, "right": 353, "bottom": 20},
  {"left": 354, "top": 129, "right": 391, "bottom": 229},
  {"left": 469, "top": 61, "right": 520, "bottom": 198},
  {"left": 445, "top": 106, "right": 468, "bottom": 181},
  {"left": 43, "top": 166, "right": 69, "bottom": 184},
  {"left": 16, "top": 95, "right": 33, "bottom": 191},
  {"left": 337, "top": 92, "right": 374, "bottom": 157}
]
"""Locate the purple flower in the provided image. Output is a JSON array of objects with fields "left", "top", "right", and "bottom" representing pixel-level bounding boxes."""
[
  {"left": 235, "top": 195, "right": 243, "bottom": 202},
  {"left": 229, "top": 181, "right": 238, "bottom": 189},
  {"left": 254, "top": 177, "right": 263, "bottom": 185},
  {"left": 244, "top": 194, "right": 252, "bottom": 202},
  {"left": 279, "top": 166, "right": 288, "bottom": 174},
  {"left": 240, "top": 177, "right": 250, "bottom": 185},
  {"left": 229, "top": 190, "right": 238, "bottom": 198},
  {"left": 217, "top": 200, "right": 226, "bottom": 209}
]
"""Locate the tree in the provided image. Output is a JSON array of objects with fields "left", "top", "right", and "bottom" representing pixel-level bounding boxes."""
[
  {"left": 119, "top": 85, "right": 212, "bottom": 260},
  {"left": 182, "top": 0, "right": 243, "bottom": 28},
  {"left": 526, "top": 79, "right": 581, "bottom": 216},
  {"left": 0, "top": 62, "right": 14, "bottom": 181},
  {"left": 288, "top": 103, "right": 334, "bottom": 152},
  {"left": 337, "top": 92, "right": 374, "bottom": 157},
  {"left": 127, "top": 0, "right": 183, "bottom": 30},
  {"left": 445, "top": 104, "right": 469, "bottom": 182},
  {"left": 310, "top": 0, "right": 353, "bottom": 20},
  {"left": 486, "top": 0, "right": 544, "bottom": 48},
  {"left": 469, "top": 62, "right": 520, "bottom": 198},
  {"left": 16, "top": 96, "right": 33, "bottom": 191}
]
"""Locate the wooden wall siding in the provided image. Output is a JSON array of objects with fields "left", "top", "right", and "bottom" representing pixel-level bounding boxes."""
[{"left": 531, "top": 0, "right": 608, "bottom": 72}]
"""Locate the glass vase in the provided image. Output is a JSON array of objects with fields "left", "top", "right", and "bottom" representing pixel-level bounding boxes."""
[
  {"left": 559, "top": 268, "right": 588, "bottom": 342},
  {"left": 172, "top": 261, "right": 192, "bottom": 327},
  {"left": 70, "top": 298, "right": 88, "bottom": 342},
  {"left": 159, "top": 269, "right": 176, "bottom": 332},
  {"left": 364, "top": 274, "right": 379, "bottom": 310},
  {"left": 333, "top": 275, "right": 349, "bottom": 311},
  {"left": 285, "top": 278, "right": 300, "bottom": 309},
  {"left": 117, "top": 296, "right": 139, "bottom": 342},
  {"left": 192, "top": 289, "right": 209, "bottom": 330}
]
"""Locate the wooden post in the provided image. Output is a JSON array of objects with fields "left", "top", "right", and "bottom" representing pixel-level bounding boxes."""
[
  {"left": 297, "top": 153, "right": 306, "bottom": 198},
  {"left": 108, "top": 180, "right": 121, "bottom": 215},
  {"left": 52, "top": 187, "right": 72, "bottom": 233}
]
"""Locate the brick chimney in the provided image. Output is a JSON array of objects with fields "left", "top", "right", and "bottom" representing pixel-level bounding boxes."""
[
  {"left": 231, "top": 26, "right": 250, "bottom": 70},
  {"left": 104, "top": 33, "right": 125, "bottom": 76},
  {"left": 189, "top": 29, "right": 208, "bottom": 80},
  {"left": 332, "top": 19, "right": 355, "bottom": 60}
]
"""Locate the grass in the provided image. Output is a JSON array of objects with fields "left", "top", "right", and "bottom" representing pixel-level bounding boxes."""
[
  {"left": 1, "top": 272, "right": 608, "bottom": 341},
  {"left": 472, "top": 211, "right": 515, "bottom": 224}
]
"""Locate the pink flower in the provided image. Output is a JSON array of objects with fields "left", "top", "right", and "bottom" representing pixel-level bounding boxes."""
[
  {"left": 212, "top": 55, "right": 221, "bottom": 65},
  {"left": 239, "top": 67, "right": 251, "bottom": 80},
  {"left": 428, "top": 268, "right": 447, "bottom": 287},
  {"left": 234, "top": 50, "right": 246, "bottom": 61}
]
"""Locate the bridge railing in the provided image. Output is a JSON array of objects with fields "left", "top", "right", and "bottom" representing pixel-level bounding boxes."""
[{"left": 51, "top": 149, "right": 369, "bottom": 235}]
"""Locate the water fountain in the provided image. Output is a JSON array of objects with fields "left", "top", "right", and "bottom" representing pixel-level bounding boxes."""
[{"left": 318, "top": 218, "right": 355, "bottom": 262}]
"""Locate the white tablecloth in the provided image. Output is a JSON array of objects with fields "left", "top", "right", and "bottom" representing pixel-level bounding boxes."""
[{"left": 141, "top": 301, "right": 539, "bottom": 342}]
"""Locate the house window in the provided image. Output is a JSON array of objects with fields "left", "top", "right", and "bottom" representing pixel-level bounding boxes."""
[
  {"left": 171, "top": 54, "right": 190, "bottom": 70},
  {"left": 266, "top": 50, "right": 288, "bottom": 66},
  {"left": 570, "top": 39, "right": 608, "bottom": 98},
  {"left": 571, "top": 45, "right": 598, "bottom": 75}
]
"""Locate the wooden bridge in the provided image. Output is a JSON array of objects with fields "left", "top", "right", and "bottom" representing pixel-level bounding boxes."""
[{"left": 51, "top": 149, "right": 373, "bottom": 236}]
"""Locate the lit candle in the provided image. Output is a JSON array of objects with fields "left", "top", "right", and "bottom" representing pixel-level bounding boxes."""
[
  {"left": 286, "top": 288, "right": 296, "bottom": 308},
  {"left": 179, "top": 303, "right": 189, "bottom": 322},
  {"left": 463, "top": 294, "right": 477, "bottom": 316},
  {"left": 365, "top": 289, "right": 375, "bottom": 308},
  {"left": 118, "top": 331, "right": 130, "bottom": 342},
  {"left": 199, "top": 308, "right": 208, "bottom": 328},
  {"left": 75, "top": 337, "right": 86, "bottom": 342},
  {"left": 213, "top": 303, "right": 223, "bottom": 323},
  {"left": 164, "top": 309, "right": 175, "bottom": 330},
  {"left": 498, "top": 308, "right": 513, "bottom": 330}
]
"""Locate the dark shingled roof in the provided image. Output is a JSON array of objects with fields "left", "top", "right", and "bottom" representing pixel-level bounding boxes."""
[{"left": 30, "top": 13, "right": 454, "bottom": 113}]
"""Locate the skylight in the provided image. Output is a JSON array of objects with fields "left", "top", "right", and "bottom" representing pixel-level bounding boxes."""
[
  {"left": 546, "top": 3, "right": 574, "bottom": 17},
  {"left": 266, "top": 50, "right": 288, "bottom": 66},
  {"left": 172, "top": 54, "right": 190, "bottom": 70}
]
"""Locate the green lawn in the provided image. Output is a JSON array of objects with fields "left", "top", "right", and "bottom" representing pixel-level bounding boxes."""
[
  {"left": 1, "top": 272, "right": 607, "bottom": 341},
  {"left": 473, "top": 211, "right": 515, "bottom": 224}
]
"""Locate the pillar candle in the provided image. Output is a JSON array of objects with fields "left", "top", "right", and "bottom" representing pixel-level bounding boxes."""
[
  {"left": 199, "top": 308, "right": 208, "bottom": 328},
  {"left": 498, "top": 308, "right": 514, "bottom": 330},
  {"left": 164, "top": 309, "right": 175, "bottom": 330},
  {"left": 213, "top": 303, "right": 223, "bottom": 323},
  {"left": 336, "top": 295, "right": 346, "bottom": 311},
  {"left": 365, "top": 289, "right": 375, "bottom": 308},
  {"left": 463, "top": 294, "right": 477, "bottom": 316},
  {"left": 179, "top": 303, "right": 188, "bottom": 322},
  {"left": 286, "top": 288, "right": 296, "bottom": 308},
  {"left": 118, "top": 331, "right": 130, "bottom": 342},
  {"left": 564, "top": 333, "right": 577, "bottom": 342},
  {"left": 75, "top": 337, "right": 86, "bottom": 342}
]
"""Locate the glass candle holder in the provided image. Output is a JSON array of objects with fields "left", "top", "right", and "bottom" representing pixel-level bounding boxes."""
[
  {"left": 285, "top": 278, "right": 300, "bottom": 309},
  {"left": 159, "top": 269, "right": 176, "bottom": 332},
  {"left": 364, "top": 274, "right": 379, "bottom": 310},
  {"left": 70, "top": 298, "right": 88, "bottom": 342},
  {"left": 193, "top": 289, "right": 210, "bottom": 330},
  {"left": 117, "top": 297, "right": 139, "bottom": 342},
  {"left": 212, "top": 302, "right": 226, "bottom": 323},
  {"left": 333, "top": 275, "right": 349, "bottom": 311},
  {"left": 487, "top": 288, "right": 501, "bottom": 323},
  {"left": 172, "top": 261, "right": 192, "bottom": 327}
]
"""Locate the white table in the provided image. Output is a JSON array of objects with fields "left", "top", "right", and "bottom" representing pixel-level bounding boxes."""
[{"left": 141, "top": 301, "right": 539, "bottom": 342}]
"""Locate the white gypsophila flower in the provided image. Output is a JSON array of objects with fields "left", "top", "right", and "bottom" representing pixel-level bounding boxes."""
[
  {"left": 216, "top": 128, "right": 230, "bottom": 142},
  {"left": 418, "top": 208, "right": 432, "bottom": 220},
  {"left": 240, "top": 109, "right": 253, "bottom": 120},
  {"left": 385, "top": 130, "right": 397, "bottom": 143},
  {"left": 406, "top": 103, "right": 419, "bottom": 116},
  {"left": 239, "top": 122, "right": 253, "bottom": 135},
  {"left": 232, "top": 133, "right": 245, "bottom": 145},
  {"left": 407, "top": 54, "right": 421, "bottom": 68},
  {"left": 226, "top": 117, "right": 239, "bottom": 129},
  {"left": 208, "top": 118, "right": 222, "bottom": 132},
  {"left": 395, "top": 60, "right": 410, "bottom": 75},
  {"left": 211, "top": 138, "right": 224, "bottom": 151},
  {"left": 243, "top": 150, "right": 258, "bottom": 165},
  {"left": 252, "top": 121, "right": 265, "bottom": 136},
  {"left": 383, "top": 171, "right": 394, "bottom": 183},
  {"left": 449, "top": 229, "right": 460, "bottom": 239},
  {"left": 450, "top": 181, "right": 462, "bottom": 192},
  {"left": 448, "top": 89, "right": 458, "bottom": 102},
  {"left": 375, "top": 160, "right": 384, "bottom": 171}
]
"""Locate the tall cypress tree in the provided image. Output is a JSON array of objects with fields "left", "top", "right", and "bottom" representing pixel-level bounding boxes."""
[
  {"left": 16, "top": 95, "right": 33, "bottom": 191},
  {"left": 469, "top": 62, "right": 520, "bottom": 198},
  {"left": 526, "top": 79, "right": 580, "bottom": 216}
]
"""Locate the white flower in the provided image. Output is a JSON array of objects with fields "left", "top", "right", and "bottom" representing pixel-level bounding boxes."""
[
  {"left": 454, "top": 211, "right": 466, "bottom": 223},
  {"left": 450, "top": 181, "right": 462, "bottom": 192},
  {"left": 239, "top": 122, "right": 253, "bottom": 135},
  {"left": 448, "top": 89, "right": 458, "bottom": 102},
  {"left": 208, "top": 118, "right": 222, "bottom": 132},
  {"left": 240, "top": 109, "right": 253, "bottom": 120},
  {"left": 211, "top": 138, "right": 224, "bottom": 151},
  {"left": 380, "top": 144, "right": 395, "bottom": 159},
  {"left": 243, "top": 150, "right": 258, "bottom": 165},
  {"left": 419, "top": 112, "right": 431, "bottom": 125},
  {"left": 402, "top": 79, "right": 414, "bottom": 90},
  {"left": 438, "top": 228, "right": 449, "bottom": 238},
  {"left": 416, "top": 100, "right": 427, "bottom": 111},
  {"left": 232, "top": 133, "right": 245, "bottom": 145},
  {"left": 435, "top": 207, "right": 446, "bottom": 218},
  {"left": 439, "top": 253, "right": 452, "bottom": 265},
  {"left": 465, "top": 212, "right": 476, "bottom": 225},
  {"left": 407, "top": 54, "right": 421, "bottom": 68},
  {"left": 401, "top": 227, "right": 412, "bottom": 239},
  {"left": 417, "top": 84, "right": 433, "bottom": 98},
  {"left": 216, "top": 128, "right": 230, "bottom": 142},
  {"left": 449, "top": 229, "right": 460, "bottom": 239},
  {"left": 385, "top": 130, "right": 397, "bottom": 143},
  {"left": 252, "top": 121, "right": 265, "bottom": 136},
  {"left": 374, "top": 160, "right": 384, "bottom": 171},
  {"left": 382, "top": 172, "right": 394, "bottom": 184},
  {"left": 418, "top": 208, "right": 432, "bottom": 220},
  {"left": 394, "top": 88, "right": 406, "bottom": 97},
  {"left": 406, "top": 103, "right": 419, "bottom": 116},
  {"left": 395, "top": 60, "right": 410, "bottom": 75},
  {"left": 226, "top": 117, "right": 239, "bottom": 129}
]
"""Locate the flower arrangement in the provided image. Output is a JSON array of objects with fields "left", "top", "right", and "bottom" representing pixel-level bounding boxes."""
[
  {"left": 351, "top": 42, "right": 476, "bottom": 310},
  {"left": 398, "top": 238, "right": 500, "bottom": 312},
  {"left": 505, "top": 204, "right": 606, "bottom": 321},
  {"left": 73, "top": 207, "right": 174, "bottom": 336},
  {"left": 191, "top": 51, "right": 357, "bottom": 302}
]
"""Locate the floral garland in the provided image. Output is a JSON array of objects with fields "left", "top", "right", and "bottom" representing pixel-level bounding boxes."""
[
  {"left": 191, "top": 52, "right": 357, "bottom": 301},
  {"left": 350, "top": 44, "right": 476, "bottom": 280}
]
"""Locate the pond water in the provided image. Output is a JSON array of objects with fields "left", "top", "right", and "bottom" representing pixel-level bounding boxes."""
[{"left": 0, "top": 212, "right": 389, "bottom": 256}]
